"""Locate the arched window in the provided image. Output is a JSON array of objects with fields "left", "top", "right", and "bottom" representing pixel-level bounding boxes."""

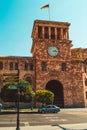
[
  {"left": 25, "top": 77, "right": 32, "bottom": 85},
  {"left": 41, "top": 61, "right": 46, "bottom": 71},
  {"left": 61, "top": 62, "right": 66, "bottom": 71},
  {"left": 0, "top": 62, "right": 3, "bottom": 70}
]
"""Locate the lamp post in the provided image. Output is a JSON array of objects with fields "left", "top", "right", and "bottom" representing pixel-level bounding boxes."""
[
  {"left": 8, "top": 68, "right": 29, "bottom": 130},
  {"left": 8, "top": 68, "right": 20, "bottom": 130},
  {"left": 8, "top": 85, "right": 20, "bottom": 130},
  {"left": 16, "top": 68, "right": 20, "bottom": 130},
  {"left": 16, "top": 86, "right": 20, "bottom": 130}
]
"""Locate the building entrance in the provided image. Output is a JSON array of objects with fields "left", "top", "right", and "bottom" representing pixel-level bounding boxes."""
[{"left": 46, "top": 80, "right": 64, "bottom": 108}]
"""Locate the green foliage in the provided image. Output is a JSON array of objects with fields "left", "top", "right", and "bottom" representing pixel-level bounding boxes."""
[
  {"left": 35, "top": 89, "right": 54, "bottom": 104},
  {"left": 2, "top": 80, "right": 33, "bottom": 103},
  {"left": 23, "top": 85, "right": 33, "bottom": 102},
  {"left": 4, "top": 81, "right": 18, "bottom": 88}
]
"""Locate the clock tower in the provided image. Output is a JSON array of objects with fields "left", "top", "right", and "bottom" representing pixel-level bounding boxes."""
[{"left": 31, "top": 20, "right": 73, "bottom": 107}]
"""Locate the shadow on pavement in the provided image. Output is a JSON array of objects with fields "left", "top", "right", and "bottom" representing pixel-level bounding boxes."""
[{"left": 0, "top": 110, "right": 39, "bottom": 115}]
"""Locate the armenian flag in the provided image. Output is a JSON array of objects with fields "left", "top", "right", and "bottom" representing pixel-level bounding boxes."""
[{"left": 41, "top": 4, "right": 49, "bottom": 9}]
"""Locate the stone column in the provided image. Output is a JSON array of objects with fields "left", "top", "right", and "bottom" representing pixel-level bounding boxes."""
[
  {"left": 49, "top": 27, "right": 51, "bottom": 39},
  {"left": 67, "top": 29, "right": 69, "bottom": 40},
  {"left": 55, "top": 27, "right": 57, "bottom": 40},
  {"left": 64, "top": 29, "right": 68, "bottom": 40},
  {"left": 42, "top": 26, "right": 44, "bottom": 39},
  {"left": 61, "top": 28, "right": 63, "bottom": 40}
]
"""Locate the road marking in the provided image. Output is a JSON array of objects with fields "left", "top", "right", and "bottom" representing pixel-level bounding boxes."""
[
  {"left": 0, "top": 121, "right": 29, "bottom": 126},
  {"left": 45, "top": 117, "right": 60, "bottom": 119},
  {"left": 50, "top": 118, "right": 67, "bottom": 122},
  {"left": 24, "top": 122, "right": 30, "bottom": 126},
  {"left": 42, "top": 114, "right": 55, "bottom": 116},
  {"left": 42, "top": 115, "right": 68, "bottom": 122}
]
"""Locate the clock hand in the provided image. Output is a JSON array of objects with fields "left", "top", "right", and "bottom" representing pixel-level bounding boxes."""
[{"left": 53, "top": 50, "right": 57, "bottom": 52}]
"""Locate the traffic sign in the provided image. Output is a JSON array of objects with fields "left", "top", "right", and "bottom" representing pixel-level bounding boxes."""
[{"left": 8, "top": 85, "right": 17, "bottom": 89}]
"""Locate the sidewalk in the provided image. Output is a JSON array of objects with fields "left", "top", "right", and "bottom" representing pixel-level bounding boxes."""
[{"left": 0, "top": 123, "right": 87, "bottom": 130}]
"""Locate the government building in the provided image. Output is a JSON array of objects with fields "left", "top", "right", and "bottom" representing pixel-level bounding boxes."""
[{"left": 0, "top": 20, "right": 87, "bottom": 108}]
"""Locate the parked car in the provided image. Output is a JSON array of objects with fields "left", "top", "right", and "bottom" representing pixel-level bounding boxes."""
[
  {"left": 38, "top": 105, "right": 60, "bottom": 113},
  {"left": 0, "top": 103, "right": 2, "bottom": 108},
  {"left": 0, "top": 103, "right": 2, "bottom": 112}
]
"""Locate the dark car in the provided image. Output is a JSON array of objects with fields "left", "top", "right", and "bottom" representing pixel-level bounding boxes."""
[{"left": 38, "top": 105, "right": 60, "bottom": 113}]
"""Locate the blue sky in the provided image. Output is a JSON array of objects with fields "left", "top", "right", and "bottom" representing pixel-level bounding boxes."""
[{"left": 0, "top": 0, "right": 87, "bottom": 56}]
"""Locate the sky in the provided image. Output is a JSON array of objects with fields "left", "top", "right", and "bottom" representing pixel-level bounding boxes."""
[{"left": 0, "top": 0, "right": 87, "bottom": 57}]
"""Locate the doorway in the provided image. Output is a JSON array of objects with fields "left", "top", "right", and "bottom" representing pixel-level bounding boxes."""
[{"left": 46, "top": 80, "right": 64, "bottom": 108}]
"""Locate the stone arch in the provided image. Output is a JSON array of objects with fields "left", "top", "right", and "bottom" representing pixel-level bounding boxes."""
[
  {"left": 23, "top": 74, "right": 33, "bottom": 85},
  {"left": 46, "top": 80, "right": 64, "bottom": 108}
]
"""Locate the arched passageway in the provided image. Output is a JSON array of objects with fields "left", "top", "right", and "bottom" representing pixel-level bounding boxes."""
[{"left": 46, "top": 80, "right": 64, "bottom": 108}]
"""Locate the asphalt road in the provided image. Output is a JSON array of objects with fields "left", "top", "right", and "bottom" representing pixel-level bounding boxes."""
[{"left": 0, "top": 108, "right": 87, "bottom": 127}]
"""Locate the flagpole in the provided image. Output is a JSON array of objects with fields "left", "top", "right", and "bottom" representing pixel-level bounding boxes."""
[
  {"left": 48, "top": 4, "right": 50, "bottom": 20},
  {"left": 41, "top": 4, "right": 50, "bottom": 21}
]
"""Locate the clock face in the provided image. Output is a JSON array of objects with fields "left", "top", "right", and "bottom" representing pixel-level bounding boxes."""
[{"left": 48, "top": 46, "right": 58, "bottom": 56}]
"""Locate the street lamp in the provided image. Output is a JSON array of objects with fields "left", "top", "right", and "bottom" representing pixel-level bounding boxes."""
[
  {"left": 8, "top": 68, "right": 29, "bottom": 130},
  {"left": 8, "top": 85, "right": 20, "bottom": 130},
  {"left": 15, "top": 80, "right": 29, "bottom": 130},
  {"left": 16, "top": 68, "right": 20, "bottom": 130},
  {"left": 16, "top": 86, "right": 20, "bottom": 130},
  {"left": 8, "top": 67, "right": 20, "bottom": 130},
  {"left": 16, "top": 80, "right": 29, "bottom": 130}
]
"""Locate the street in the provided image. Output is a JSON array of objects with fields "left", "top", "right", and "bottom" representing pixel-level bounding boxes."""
[{"left": 0, "top": 108, "right": 87, "bottom": 127}]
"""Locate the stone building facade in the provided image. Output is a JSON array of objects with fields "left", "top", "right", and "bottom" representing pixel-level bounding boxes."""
[{"left": 0, "top": 19, "right": 87, "bottom": 108}]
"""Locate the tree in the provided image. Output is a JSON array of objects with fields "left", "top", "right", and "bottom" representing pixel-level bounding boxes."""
[
  {"left": 1, "top": 80, "right": 33, "bottom": 103},
  {"left": 35, "top": 90, "right": 54, "bottom": 105},
  {"left": 23, "top": 85, "right": 33, "bottom": 102}
]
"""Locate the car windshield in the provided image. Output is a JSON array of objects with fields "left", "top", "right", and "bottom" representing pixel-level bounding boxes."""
[{"left": 0, "top": 103, "right": 2, "bottom": 107}]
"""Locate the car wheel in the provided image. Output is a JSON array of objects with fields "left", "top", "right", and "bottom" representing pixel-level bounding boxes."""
[
  {"left": 54, "top": 111, "right": 57, "bottom": 113},
  {"left": 42, "top": 111, "right": 45, "bottom": 113}
]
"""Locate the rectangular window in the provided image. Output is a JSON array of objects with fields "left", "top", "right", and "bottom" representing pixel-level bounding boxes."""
[
  {"left": 15, "top": 63, "right": 18, "bottom": 70},
  {"left": 61, "top": 62, "right": 66, "bottom": 71},
  {"left": 41, "top": 61, "right": 46, "bottom": 71},
  {"left": 0, "top": 61, "right": 3, "bottom": 70},
  {"left": 38, "top": 26, "right": 43, "bottom": 39},
  {"left": 9, "top": 62, "right": 13, "bottom": 70},
  {"left": 29, "top": 63, "right": 33, "bottom": 71},
  {"left": 44, "top": 27, "right": 49, "bottom": 39},
  {"left": 51, "top": 27, "right": 55, "bottom": 39},
  {"left": 57, "top": 28, "right": 61, "bottom": 40},
  {"left": 86, "top": 92, "right": 87, "bottom": 99},
  {"left": 24, "top": 62, "right": 28, "bottom": 70},
  {"left": 85, "top": 78, "right": 87, "bottom": 86}
]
